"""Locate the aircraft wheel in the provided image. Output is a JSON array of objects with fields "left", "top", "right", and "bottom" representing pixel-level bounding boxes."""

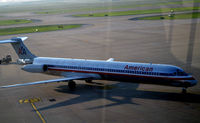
[
  {"left": 68, "top": 81, "right": 76, "bottom": 90},
  {"left": 182, "top": 88, "right": 187, "bottom": 94}
]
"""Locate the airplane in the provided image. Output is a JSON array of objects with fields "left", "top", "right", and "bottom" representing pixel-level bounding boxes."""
[{"left": 0, "top": 37, "right": 197, "bottom": 93}]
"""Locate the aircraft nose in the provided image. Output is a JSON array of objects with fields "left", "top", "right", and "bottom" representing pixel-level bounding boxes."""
[
  {"left": 187, "top": 77, "right": 198, "bottom": 87},
  {"left": 190, "top": 79, "right": 198, "bottom": 86}
]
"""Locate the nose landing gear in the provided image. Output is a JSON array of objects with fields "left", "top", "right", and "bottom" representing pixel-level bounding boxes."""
[
  {"left": 181, "top": 82, "right": 190, "bottom": 94},
  {"left": 182, "top": 87, "right": 187, "bottom": 94}
]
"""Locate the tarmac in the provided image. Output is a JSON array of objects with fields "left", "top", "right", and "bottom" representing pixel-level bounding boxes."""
[{"left": 0, "top": 8, "right": 200, "bottom": 123}]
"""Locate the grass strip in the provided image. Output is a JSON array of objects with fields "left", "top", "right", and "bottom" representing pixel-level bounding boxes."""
[
  {"left": 36, "top": 0, "right": 200, "bottom": 15},
  {"left": 0, "top": 19, "right": 32, "bottom": 26},
  {"left": 73, "top": 7, "right": 200, "bottom": 17},
  {"left": 0, "top": 24, "right": 82, "bottom": 36},
  {"left": 139, "top": 12, "right": 200, "bottom": 20}
]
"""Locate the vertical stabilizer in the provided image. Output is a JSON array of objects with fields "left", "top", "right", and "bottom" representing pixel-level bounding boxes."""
[{"left": 0, "top": 37, "right": 36, "bottom": 59}]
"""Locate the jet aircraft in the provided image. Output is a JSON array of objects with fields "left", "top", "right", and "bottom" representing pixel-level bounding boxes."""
[{"left": 0, "top": 37, "right": 197, "bottom": 93}]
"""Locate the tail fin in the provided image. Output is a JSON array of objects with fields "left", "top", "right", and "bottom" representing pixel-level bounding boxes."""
[{"left": 0, "top": 37, "right": 36, "bottom": 59}]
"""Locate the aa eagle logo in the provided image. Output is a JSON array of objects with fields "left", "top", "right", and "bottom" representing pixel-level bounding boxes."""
[{"left": 18, "top": 46, "right": 26, "bottom": 55}]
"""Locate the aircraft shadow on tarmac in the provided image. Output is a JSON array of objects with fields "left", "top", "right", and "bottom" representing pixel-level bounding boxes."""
[{"left": 37, "top": 82, "right": 200, "bottom": 111}]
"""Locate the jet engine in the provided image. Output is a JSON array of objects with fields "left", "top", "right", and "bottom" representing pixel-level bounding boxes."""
[{"left": 22, "top": 64, "right": 48, "bottom": 73}]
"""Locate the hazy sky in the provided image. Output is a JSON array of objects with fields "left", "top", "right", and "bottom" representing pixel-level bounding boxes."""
[
  {"left": 0, "top": 0, "right": 130, "bottom": 3},
  {"left": 0, "top": 0, "right": 40, "bottom": 2},
  {"left": 0, "top": 0, "right": 95, "bottom": 2}
]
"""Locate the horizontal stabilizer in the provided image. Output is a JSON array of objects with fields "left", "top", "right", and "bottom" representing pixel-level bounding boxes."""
[
  {"left": 107, "top": 58, "right": 114, "bottom": 62},
  {"left": 0, "top": 39, "right": 18, "bottom": 44},
  {"left": 0, "top": 37, "right": 28, "bottom": 44}
]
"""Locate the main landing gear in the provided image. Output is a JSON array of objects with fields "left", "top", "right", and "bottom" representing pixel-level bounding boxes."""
[
  {"left": 68, "top": 80, "right": 76, "bottom": 90},
  {"left": 181, "top": 82, "right": 190, "bottom": 94}
]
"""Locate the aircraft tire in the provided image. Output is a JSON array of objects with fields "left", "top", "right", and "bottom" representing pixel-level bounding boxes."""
[
  {"left": 68, "top": 81, "right": 76, "bottom": 90},
  {"left": 182, "top": 88, "right": 187, "bottom": 94}
]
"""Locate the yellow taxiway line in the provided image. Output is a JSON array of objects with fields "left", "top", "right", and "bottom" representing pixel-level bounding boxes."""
[
  {"left": 31, "top": 102, "right": 46, "bottom": 123},
  {"left": 19, "top": 98, "right": 46, "bottom": 123}
]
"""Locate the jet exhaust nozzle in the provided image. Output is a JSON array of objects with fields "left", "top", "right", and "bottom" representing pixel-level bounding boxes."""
[{"left": 22, "top": 64, "right": 47, "bottom": 73}]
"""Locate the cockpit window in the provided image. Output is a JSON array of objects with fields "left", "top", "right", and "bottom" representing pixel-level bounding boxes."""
[{"left": 177, "top": 69, "right": 188, "bottom": 76}]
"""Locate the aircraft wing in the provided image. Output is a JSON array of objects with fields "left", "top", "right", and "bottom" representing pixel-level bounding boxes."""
[{"left": 0, "top": 76, "right": 88, "bottom": 88}]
